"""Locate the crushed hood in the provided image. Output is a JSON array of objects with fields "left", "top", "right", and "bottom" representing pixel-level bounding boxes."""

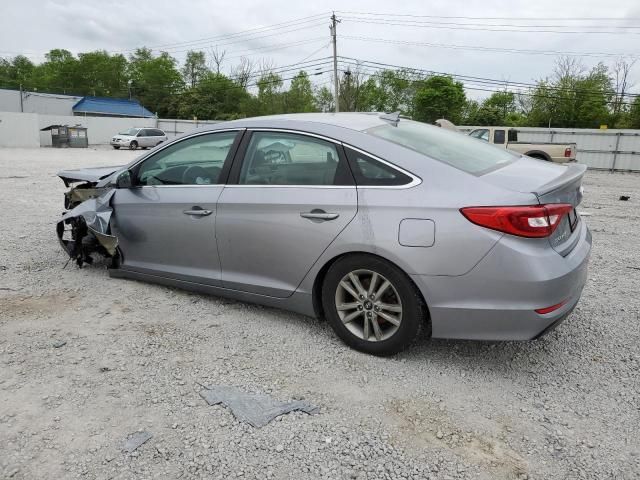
[{"left": 58, "top": 166, "right": 123, "bottom": 186}]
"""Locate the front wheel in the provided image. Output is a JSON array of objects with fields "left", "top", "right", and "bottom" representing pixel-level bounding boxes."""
[
  {"left": 112, "top": 146, "right": 120, "bottom": 150},
  {"left": 321, "top": 254, "right": 426, "bottom": 356},
  {"left": 129, "top": 141, "right": 138, "bottom": 150}
]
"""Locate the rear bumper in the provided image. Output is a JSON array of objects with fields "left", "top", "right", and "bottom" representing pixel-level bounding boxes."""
[{"left": 411, "top": 220, "right": 591, "bottom": 340}]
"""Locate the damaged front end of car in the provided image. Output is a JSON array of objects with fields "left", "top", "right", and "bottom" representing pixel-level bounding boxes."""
[{"left": 56, "top": 167, "right": 122, "bottom": 267}]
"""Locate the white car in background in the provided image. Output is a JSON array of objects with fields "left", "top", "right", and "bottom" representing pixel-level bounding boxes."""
[{"left": 110, "top": 128, "right": 167, "bottom": 150}]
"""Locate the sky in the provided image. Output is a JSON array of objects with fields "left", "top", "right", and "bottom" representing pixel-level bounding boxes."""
[{"left": 1, "top": 0, "right": 639, "bottom": 99}]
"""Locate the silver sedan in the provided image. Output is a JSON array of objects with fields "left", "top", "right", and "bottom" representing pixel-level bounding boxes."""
[{"left": 56, "top": 113, "right": 591, "bottom": 355}]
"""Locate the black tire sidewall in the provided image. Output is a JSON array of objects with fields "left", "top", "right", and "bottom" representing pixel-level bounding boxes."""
[
  {"left": 322, "top": 254, "right": 423, "bottom": 356},
  {"left": 129, "top": 141, "right": 138, "bottom": 150}
]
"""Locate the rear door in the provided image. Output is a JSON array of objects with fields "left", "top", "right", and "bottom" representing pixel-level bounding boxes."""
[
  {"left": 216, "top": 130, "right": 357, "bottom": 298},
  {"left": 111, "top": 130, "right": 242, "bottom": 284}
]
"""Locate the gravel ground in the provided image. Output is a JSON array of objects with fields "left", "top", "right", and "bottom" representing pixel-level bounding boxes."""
[{"left": 1, "top": 147, "right": 639, "bottom": 480}]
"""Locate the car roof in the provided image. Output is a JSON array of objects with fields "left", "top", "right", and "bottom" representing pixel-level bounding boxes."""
[{"left": 218, "top": 112, "right": 390, "bottom": 132}]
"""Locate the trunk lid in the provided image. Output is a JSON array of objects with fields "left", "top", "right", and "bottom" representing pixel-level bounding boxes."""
[{"left": 482, "top": 157, "right": 587, "bottom": 256}]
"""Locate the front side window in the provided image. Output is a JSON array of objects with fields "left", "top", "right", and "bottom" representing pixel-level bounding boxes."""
[
  {"left": 345, "top": 147, "right": 413, "bottom": 186},
  {"left": 136, "top": 131, "right": 238, "bottom": 186},
  {"left": 238, "top": 132, "right": 351, "bottom": 186},
  {"left": 469, "top": 129, "right": 490, "bottom": 142},
  {"left": 367, "top": 121, "right": 518, "bottom": 175},
  {"left": 120, "top": 128, "right": 140, "bottom": 136}
]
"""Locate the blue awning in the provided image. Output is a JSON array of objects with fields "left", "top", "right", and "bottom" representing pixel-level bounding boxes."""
[{"left": 73, "top": 96, "right": 155, "bottom": 118}]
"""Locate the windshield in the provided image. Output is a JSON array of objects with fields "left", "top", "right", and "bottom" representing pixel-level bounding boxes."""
[
  {"left": 119, "top": 128, "right": 140, "bottom": 136},
  {"left": 366, "top": 120, "right": 519, "bottom": 175}
]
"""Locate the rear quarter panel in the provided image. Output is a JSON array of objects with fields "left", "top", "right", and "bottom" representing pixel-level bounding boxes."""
[{"left": 296, "top": 147, "right": 539, "bottom": 296}]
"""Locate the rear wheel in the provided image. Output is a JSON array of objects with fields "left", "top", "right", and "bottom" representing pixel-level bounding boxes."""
[
  {"left": 129, "top": 141, "right": 138, "bottom": 150},
  {"left": 321, "top": 254, "right": 425, "bottom": 356},
  {"left": 112, "top": 146, "right": 120, "bottom": 150}
]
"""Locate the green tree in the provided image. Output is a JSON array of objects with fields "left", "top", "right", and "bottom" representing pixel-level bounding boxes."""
[
  {"left": 314, "top": 85, "right": 334, "bottom": 112},
  {"left": 177, "top": 72, "right": 249, "bottom": 120},
  {"left": 364, "top": 69, "right": 417, "bottom": 115},
  {"left": 182, "top": 51, "right": 208, "bottom": 88},
  {"left": 284, "top": 71, "right": 316, "bottom": 113},
  {"left": 255, "top": 72, "right": 284, "bottom": 115},
  {"left": 465, "top": 91, "right": 524, "bottom": 126},
  {"left": 128, "top": 48, "right": 183, "bottom": 116},
  {"left": 0, "top": 55, "right": 35, "bottom": 89},
  {"left": 77, "top": 51, "right": 128, "bottom": 97},
  {"left": 528, "top": 58, "right": 613, "bottom": 128},
  {"left": 413, "top": 75, "right": 466, "bottom": 124}
]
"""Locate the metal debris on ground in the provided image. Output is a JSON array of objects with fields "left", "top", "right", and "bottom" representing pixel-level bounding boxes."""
[
  {"left": 619, "top": 195, "right": 630, "bottom": 201},
  {"left": 122, "top": 431, "right": 153, "bottom": 453},
  {"left": 199, "top": 385, "right": 319, "bottom": 428},
  {"left": 52, "top": 340, "right": 67, "bottom": 348}
]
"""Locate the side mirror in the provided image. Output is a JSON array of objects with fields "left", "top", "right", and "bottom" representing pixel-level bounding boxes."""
[{"left": 115, "top": 170, "right": 133, "bottom": 189}]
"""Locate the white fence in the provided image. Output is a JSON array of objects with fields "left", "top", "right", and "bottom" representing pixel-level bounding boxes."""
[
  {"left": 157, "top": 118, "right": 221, "bottom": 138},
  {"left": 461, "top": 126, "right": 640, "bottom": 172}
]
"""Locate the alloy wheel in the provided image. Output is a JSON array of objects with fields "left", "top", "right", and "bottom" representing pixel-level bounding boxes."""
[{"left": 334, "top": 269, "right": 403, "bottom": 342}]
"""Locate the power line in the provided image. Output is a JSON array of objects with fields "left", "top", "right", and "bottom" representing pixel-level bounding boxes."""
[
  {"left": 111, "top": 13, "right": 331, "bottom": 53},
  {"left": 143, "top": 22, "right": 328, "bottom": 56},
  {"left": 336, "top": 60, "right": 638, "bottom": 106},
  {"left": 338, "top": 56, "right": 640, "bottom": 98},
  {"left": 335, "top": 10, "right": 640, "bottom": 21},
  {"left": 341, "top": 35, "right": 638, "bottom": 59},
  {"left": 340, "top": 17, "right": 640, "bottom": 35},
  {"left": 341, "top": 15, "right": 640, "bottom": 29}
]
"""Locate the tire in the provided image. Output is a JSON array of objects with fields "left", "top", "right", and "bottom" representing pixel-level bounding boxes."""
[
  {"left": 129, "top": 141, "right": 138, "bottom": 150},
  {"left": 112, "top": 146, "right": 120, "bottom": 150},
  {"left": 321, "top": 254, "right": 425, "bottom": 356}
]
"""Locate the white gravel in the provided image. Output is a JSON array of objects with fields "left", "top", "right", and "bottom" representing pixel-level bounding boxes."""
[{"left": 1, "top": 147, "right": 639, "bottom": 480}]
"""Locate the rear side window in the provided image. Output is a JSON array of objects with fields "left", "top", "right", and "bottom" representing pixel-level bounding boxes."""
[
  {"left": 238, "top": 132, "right": 353, "bottom": 186},
  {"left": 494, "top": 129, "right": 505, "bottom": 144},
  {"left": 344, "top": 147, "right": 413, "bottom": 186},
  {"left": 367, "top": 120, "right": 519, "bottom": 175}
]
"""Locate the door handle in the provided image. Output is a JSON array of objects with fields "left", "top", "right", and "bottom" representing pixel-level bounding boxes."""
[
  {"left": 300, "top": 210, "right": 340, "bottom": 221},
  {"left": 183, "top": 208, "right": 213, "bottom": 217}
]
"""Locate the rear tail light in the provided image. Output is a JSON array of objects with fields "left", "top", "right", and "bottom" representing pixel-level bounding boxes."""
[
  {"left": 564, "top": 147, "right": 572, "bottom": 158},
  {"left": 460, "top": 204, "right": 573, "bottom": 238}
]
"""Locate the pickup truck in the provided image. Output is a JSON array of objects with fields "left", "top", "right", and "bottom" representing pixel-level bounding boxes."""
[{"left": 468, "top": 127, "right": 577, "bottom": 163}]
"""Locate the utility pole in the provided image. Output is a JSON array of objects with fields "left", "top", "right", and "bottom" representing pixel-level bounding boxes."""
[
  {"left": 19, "top": 84, "right": 24, "bottom": 112},
  {"left": 330, "top": 12, "right": 340, "bottom": 113}
]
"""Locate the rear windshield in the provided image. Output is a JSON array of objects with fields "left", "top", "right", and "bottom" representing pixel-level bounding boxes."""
[{"left": 366, "top": 120, "right": 519, "bottom": 174}]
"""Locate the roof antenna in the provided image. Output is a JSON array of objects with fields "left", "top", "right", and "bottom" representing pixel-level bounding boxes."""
[{"left": 379, "top": 111, "right": 401, "bottom": 126}]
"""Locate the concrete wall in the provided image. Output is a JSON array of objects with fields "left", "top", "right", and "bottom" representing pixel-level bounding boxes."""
[
  {"left": 460, "top": 126, "right": 640, "bottom": 172},
  {"left": 37, "top": 114, "right": 156, "bottom": 146},
  {"left": 0, "top": 111, "right": 156, "bottom": 147},
  {"left": 0, "top": 111, "right": 40, "bottom": 148},
  {"left": 0, "top": 89, "right": 81, "bottom": 116}
]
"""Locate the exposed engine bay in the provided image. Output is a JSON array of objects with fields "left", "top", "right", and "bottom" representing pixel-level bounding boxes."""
[{"left": 57, "top": 166, "right": 122, "bottom": 267}]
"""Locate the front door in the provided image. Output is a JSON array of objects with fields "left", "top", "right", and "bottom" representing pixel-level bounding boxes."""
[
  {"left": 216, "top": 130, "right": 358, "bottom": 298},
  {"left": 111, "top": 130, "right": 242, "bottom": 285}
]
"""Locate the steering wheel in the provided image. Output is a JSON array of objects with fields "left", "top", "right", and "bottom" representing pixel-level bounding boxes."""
[{"left": 182, "top": 166, "right": 211, "bottom": 185}]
